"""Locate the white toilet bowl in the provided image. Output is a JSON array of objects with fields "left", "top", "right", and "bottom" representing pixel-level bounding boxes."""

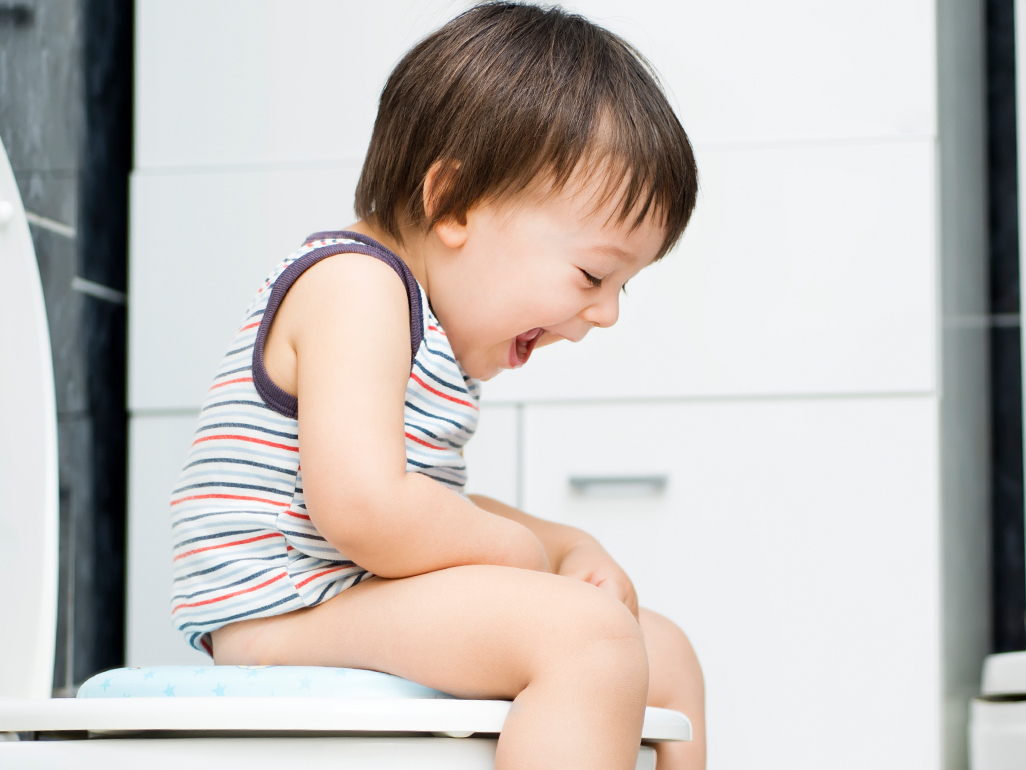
[{"left": 969, "top": 651, "right": 1026, "bottom": 769}]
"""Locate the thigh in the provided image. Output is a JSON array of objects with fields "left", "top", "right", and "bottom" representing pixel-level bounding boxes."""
[{"left": 213, "top": 564, "right": 642, "bottom": 701}]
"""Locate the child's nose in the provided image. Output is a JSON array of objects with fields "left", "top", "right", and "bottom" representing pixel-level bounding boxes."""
[{"left": 581, "top": 290, "right": 620, "bottom": 329}]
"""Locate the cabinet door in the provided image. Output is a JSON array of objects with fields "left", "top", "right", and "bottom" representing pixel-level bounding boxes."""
[
  {"left": 521, "top": 398, "right": 940, "bottom": 769},
  {"left": 463, "top": 404, "right": 520, "bottom": 507},
  {"left": 484, "top": 139, "right": 936, "bottom": 404}
]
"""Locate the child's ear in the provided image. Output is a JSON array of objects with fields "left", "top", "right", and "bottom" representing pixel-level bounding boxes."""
[{"left": 423, "top": 160, "right": 468, "bottom": 249}]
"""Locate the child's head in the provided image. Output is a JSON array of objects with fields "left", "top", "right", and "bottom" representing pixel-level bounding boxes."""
[{"left": 355, "top": 1, "right": 698, "bottom": 379}]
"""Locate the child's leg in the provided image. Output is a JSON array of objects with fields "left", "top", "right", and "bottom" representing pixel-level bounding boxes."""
[
  {"left": 213, "top": 565, "right": 649, "bottom": 770},
  {"left": 640, "top": 608, "right": 706, "bottom": 770}
]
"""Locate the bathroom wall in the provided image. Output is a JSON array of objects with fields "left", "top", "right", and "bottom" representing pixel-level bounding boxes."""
[
  {"left": 0, "top": 0, "right": 131, "bottom": 692},
  {"left": 125, "top": 2, "right": 990, "bottom": 768}
]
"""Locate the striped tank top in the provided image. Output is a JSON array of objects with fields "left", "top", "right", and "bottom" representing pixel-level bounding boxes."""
[{"left": 170, "top": 231, "right": 481, "bottom": 653}]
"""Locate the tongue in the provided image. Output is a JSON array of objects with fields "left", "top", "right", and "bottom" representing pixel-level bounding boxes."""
[{"left": 512, "top": 328, "right": 544, "bottom": 368}]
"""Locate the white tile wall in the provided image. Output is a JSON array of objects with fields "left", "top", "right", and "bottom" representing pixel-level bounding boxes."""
[
  {"left": 134, "top": 0, "right": 473, "bottom": 170},
  {"left": 126, "top": 413, "right": 208, "bottom": 667},
  {"left": 134, "top": 0, "right": 935, "bottom": 171},
  {"left": 485, "top": 139, "right": 937, "bottom": 403},
  {"left": 522, "top": 397, "right": 941, "bottom": 769},
  {"left": 567, "top": 0, "right": 936, "bottom": 146},
  {"left": 128, "top": 164, "right": 361, "bottom": 411}
]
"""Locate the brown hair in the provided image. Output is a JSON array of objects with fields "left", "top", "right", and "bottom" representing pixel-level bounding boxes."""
[{"left": 355, "top": 1, "right": 698, "bottom": 259}]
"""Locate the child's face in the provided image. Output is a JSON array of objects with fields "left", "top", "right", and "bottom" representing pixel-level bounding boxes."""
[{"left": 426, "top": 171, "right": 667, "bottom": 381}]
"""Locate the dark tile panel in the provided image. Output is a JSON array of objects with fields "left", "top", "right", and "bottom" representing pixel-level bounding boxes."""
[
  {"left": 54, "top": 412, "right": 93, "bottom": 692},
  {"left": 78, "top": 294, "right": 126, "bottom": 680},
  {"left": 991, "top": 326, "right": 1026, "bottom": 651},
  {"left": 29, "top": 224, "right": 87, "bottom": 415},
  {"left": 0, "top": 0, "right": 83, "bottom": 175},
  {"left": 79, "top": 0, "right": 131, "bottom": 291},
  {"left": 986, "top": 0, "right": 1026, "bottom": 652},
  {"left": 14, "top": 168, "right": 78, "bottom": 230}
]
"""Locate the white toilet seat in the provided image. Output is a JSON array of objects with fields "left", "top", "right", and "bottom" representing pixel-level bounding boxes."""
[
  {"left": 0, "top": 665, "right": 688, "bottom": 770},
  {"left": 0, "top": 697, "right": 683, "bottom": 770},
  {"left": 0, "top": 695, "right": 690, "bottom": 742}
]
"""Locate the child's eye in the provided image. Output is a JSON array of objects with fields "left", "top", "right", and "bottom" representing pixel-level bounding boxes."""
[{"left": 580, "top": 269, "right": 602, "bottom": 287}]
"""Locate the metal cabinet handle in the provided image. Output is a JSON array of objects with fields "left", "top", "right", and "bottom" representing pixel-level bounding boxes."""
[{"left": 568, "top": 475, "right": 668, "bottom": 497}]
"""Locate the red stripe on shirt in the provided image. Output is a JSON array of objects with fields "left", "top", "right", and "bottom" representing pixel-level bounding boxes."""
[
  {"left": 405, "top": 432, "right": 444, "bottom": 450},
  {"left": 295, "top": 565, "right": 349, "bottom": 589},
  {"left": 192, "top": 434, "right": 299, "bottom": 452},
  {"left": 170, "top": 493, "right": 291, "bottom": 508},
  {"left": 172, "top": 571, "right": 287, "bottom": 612},
  {"left": 239, "top": 321, "right": 261, "bottom": 331},
  {"left": 283, "top": 509, "right": 311, "bottom": 520},
  {"left": 210, "top": 376, "right": 254, "bottom": 390},
  {"left": 173, "top": 532, "right": 283, "bottom": 562},
  {"left": 409, "top": 373, "right": 477, "bottom": 410}
]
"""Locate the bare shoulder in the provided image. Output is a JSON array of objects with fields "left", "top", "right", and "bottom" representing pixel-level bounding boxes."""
[
  {"left": 263, "top": 252, "right": 412, "bottom": 397},
  {"left": 287, "top": 252, "right": 409, "bottom": 325}
]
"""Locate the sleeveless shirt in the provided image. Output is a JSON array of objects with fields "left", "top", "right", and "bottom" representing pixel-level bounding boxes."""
[{"left": 169, "top": 231, "right": 481, "bottom": 653}]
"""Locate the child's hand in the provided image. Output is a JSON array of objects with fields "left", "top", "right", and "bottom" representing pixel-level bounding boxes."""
[{"left": 557, "top": 540, "right": 639, "bottom": 620}]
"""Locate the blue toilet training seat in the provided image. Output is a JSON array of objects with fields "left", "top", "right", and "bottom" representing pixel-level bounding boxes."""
[{"left": 78, "top": 666, "right": 454, "bottom": 700}]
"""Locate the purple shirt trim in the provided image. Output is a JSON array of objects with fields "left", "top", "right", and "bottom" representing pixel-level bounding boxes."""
[{"left": 252, "top": 231, "right": 424, "bottom": 419}]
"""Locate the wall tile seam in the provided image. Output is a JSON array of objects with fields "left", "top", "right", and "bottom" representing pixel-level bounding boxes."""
[
  {"left": 130, "top": 160, "right": 365, "bottom": 177},
  {"left": 130, "top": 134, "right": 943, "bottom": 176},
  {"left": 127, "top": 391, "right": 941, "bottom": 418}
]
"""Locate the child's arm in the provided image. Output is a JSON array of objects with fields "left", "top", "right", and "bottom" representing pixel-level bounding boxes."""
[
  {"left": 468, "top": 494, "right": 639, "bottom": 619},
  {"left": 281, "top": 254, "right": 550, "bottom": 578}
]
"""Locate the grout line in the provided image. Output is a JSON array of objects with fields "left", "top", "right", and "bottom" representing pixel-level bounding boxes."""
[
  {"left": 133, "top": 390, "right": 938, "bottom": 418},
  {"left": 693, "top": 132, "right": 936, "bottom": 154},
  {"left": 481, "top": 389, "right": 937, "bottom": 409},
  {"left": 129, "top": 408, "right": 200, "bottom": 419},
  {"left": 515, "top": 403, "right": 525, "bottom": 510},
  {"left": 25, "top": 210, "right": 76, "bottom": 238},
  {"left": 71, "top": 276, "right": 127, "bottom": 305},
  {"left": 131, "top": 158, "right": 364, "bottom": 176},
  {"left": 943, "top": 313, "right": 1021, "bottom": 329}
]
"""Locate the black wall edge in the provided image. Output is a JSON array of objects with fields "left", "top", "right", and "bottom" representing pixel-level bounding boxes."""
[
  {"left": 986, "top": 0, "right": 1026, "bottom": 653},
  {"left": 74, "top": 0, "right": 132, "bottom": 680}
]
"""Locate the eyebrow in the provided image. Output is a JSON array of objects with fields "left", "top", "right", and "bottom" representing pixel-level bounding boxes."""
[{"left": 590, "top": 244, "right": 636, "bottom": 262}]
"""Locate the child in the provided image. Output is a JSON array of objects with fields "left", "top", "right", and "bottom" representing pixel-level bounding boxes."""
[{"left": 170, "top": 3, "right": 703, "bottom": 768}]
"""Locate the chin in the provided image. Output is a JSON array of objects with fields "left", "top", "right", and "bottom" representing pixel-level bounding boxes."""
[{"left": 474, "top": 366, "right": 503, "bottom": 382}]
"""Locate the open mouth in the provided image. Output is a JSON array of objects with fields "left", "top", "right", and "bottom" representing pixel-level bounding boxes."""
[{"left": 509, "top": 328, "right": 545, "bottom": 369}]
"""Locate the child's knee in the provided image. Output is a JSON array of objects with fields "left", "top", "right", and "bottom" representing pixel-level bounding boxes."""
[{"left": 535, "top": 582, "right": 648, "bottom": 690}]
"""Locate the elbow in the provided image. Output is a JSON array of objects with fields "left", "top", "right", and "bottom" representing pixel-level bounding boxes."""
[{"left": 305, "top": 485, "right": 397, "bottom": 571}]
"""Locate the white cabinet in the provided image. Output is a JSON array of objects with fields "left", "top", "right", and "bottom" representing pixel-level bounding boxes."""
[
  {"left": 462, "top": 405, "right": 520, "bottom": 508},
  {"left": 518, "top": 398, "right": 941, "bottom": 769}
]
